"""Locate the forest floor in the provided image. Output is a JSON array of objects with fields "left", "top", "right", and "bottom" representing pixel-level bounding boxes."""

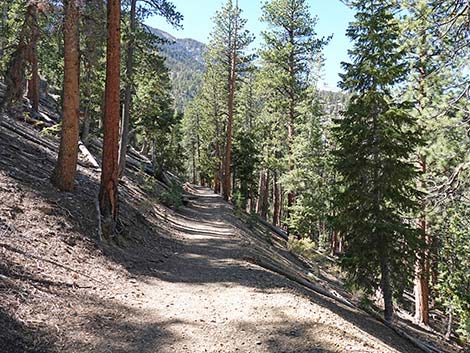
[{"left": 0, "top": 115, "right": 465, "bottom": 353}]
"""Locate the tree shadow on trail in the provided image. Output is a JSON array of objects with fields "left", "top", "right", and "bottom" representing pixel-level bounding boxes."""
[
  {"left": 0, "top": 307, "right": 57, "bottom": 353},
  {"left": 0, "top": 247, "right": 181, "bottom": 353}
]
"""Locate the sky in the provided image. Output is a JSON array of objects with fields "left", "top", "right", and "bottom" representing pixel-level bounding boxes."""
[{"left": 145, "top": 0, "right": 355, "bottom": 90}]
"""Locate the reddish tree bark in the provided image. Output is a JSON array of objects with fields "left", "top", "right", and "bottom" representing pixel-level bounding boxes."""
[
  {"left": 415, "top": 155, "right": 430, "bottom": 325},
  {"left": 99, "top": 0, "right": 121, "bottom": 238},
  {"left": 118, "top": 0, "right": 136, "bottom": 178},
  {"left": 273, "top": 171, "right": 281, "bottom": 226},
  {"left": 256, "top": 169, "right": 269, "bottom": 220},
  {"left": 51, "top": 0, "right": 80, "bottom": 191},
  {"left": 331, "top": 230, "right": 342, "bottom": 256},
  {"left": 286, "top": 26, "right": 296, "bottom": 211}
]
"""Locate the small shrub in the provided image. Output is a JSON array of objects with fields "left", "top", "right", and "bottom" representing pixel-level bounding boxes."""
[
  {"left": 159, "top": 182, "right": 183, "bottom": 209},
  {"left": 287, "top": 237, "right": 316, "bottom": 258}
]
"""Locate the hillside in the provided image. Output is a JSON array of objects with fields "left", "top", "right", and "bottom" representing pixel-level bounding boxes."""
[{"left": 149, "top": 27, "right": 206, "bottom": 112}]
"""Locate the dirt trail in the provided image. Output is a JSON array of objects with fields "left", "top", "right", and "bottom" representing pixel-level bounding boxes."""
[{"left": 100, "top": 187, "right": 422, "bottom": 353}]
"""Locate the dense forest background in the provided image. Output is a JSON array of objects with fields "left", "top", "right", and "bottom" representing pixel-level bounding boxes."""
[{"left": 0, "top": 0, "right": 469, "bottom": 346}]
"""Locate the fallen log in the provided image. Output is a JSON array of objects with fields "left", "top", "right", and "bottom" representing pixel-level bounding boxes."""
[
  {"left": 0, "top": 118, "right": 57, "bottom": 151},
  {"left": 127, "top": 145, "right": 151, "bottom": 164},
  {"left": 164, "top": 169, "right": 183, "bottom": 184},
  {"left": 362, "top": 306, "right": 443, "bottom": 353},
  {"left": 78, "top": 140, "right": 100, "bottom": 169},
  {"left": 388, "top": 324, "right": 442, "bottom": 353},
  {"left": 126, "top": 156, "right": 154, "bottom": 175},
  {"left": 1, "top": 119, "right": 97, "bottom": 170},
  {"left": 251, "top": 256, "right": 354, "bottom": 308},
  {"left": 256, "top": 215, "right": 289, "bottom": 241},
  {"left": 91, "top": 138, "right": 154, "bottom": 175}
]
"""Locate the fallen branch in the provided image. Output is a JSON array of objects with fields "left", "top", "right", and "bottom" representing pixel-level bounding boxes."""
[
  {"left": 363, "top": 305, "right": 443, "bottom": 353},
  {"left": 388, "top": 324, "right": 442, "bottom": 353}
]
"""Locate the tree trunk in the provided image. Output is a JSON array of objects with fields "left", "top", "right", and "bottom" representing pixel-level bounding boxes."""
[
  {"left": 214, "top": 164, "right": 221, "bottom": 194},
  {"left": 213, "top": 82, "right": 221, "bottom": 194},
  {"left": 81, "top": 101, "right": 91, "bottom": 145},
  {"left": 415, "top": 155, "right": 430, "bottom": 325},
  {"left": 256, "top": 170, "right": 265, "bottom": 216},
  {"left": 118, "top": 0, "right": 136, "bottom": 178},
  {"left": 51, "top": 0, "right": 80, "bottom": 192},
  {"left": 223, "top": 0, "right": 238, "bottom": 201},
  {"left": 99, "top": 0, "right": 120, "bottom": 238},
  {"left": 273, "top": 171, "right": 281, "bottom": 226},
  {"left": 286, "top": 27, "right": 296, "bottom": 211},
  {"left": 256, "top": 169, "right": 269, "bottom": 219},
  {"left": 287, "top": 121, "right": 295, "bottom": 208},
  {"left": 191, "top": 142, "right": 196, "bottom": 184},
  {"left": 331, "top": 230, "right": 342, "bottom": 256},
  {"left": 196, "top": 112, "right": 201, "bottom": 185},
  {"left": 27, "top": 7, "right": 40, "bottom": 114},
  {"left": 381, "top": 255, "right": 394, "bottom": 323}
]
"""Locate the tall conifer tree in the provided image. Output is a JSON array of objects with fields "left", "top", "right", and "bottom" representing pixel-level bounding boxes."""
[
  {"left": 201, "top": 0, "right": 253, "bottom": 197},
  {"left": 334, "top": 0, "right": 422, "bottom": 322},
  {"left": 259, "top": 0, "right": 328, "bottom": 221}
]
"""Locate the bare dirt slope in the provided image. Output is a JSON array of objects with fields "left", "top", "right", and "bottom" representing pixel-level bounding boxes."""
[{"left": 0, "top": 117, "right": 459, "bottom": 353}]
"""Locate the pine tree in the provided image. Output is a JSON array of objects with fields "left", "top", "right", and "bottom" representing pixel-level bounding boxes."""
[
  {"left": 334, "top": 0, "right": 422, "bottom": 322},
  {"left": 182, "top": 97, "right": 203, "bottom": 184},
  {"left": 401, "top": 0, "right": 470, "bottom": 327},
  {"left": 231, "top": 72, "right": 261, "bottom": 210},
  {"left": 259, "top": 0, "right": 328, "bottom": 220},
  {"left": 203, "top": 0, "right": 253, "bottom": 199},
  {"left": 286, "top": 87, "right": 332, "bottom": 243}
]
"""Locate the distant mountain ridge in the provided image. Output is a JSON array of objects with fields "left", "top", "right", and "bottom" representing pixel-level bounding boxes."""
[{"left": 148, "top": 27, "right": 206, "bottom": 112}]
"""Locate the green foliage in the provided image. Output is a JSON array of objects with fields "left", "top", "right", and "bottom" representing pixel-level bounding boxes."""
[
  {"left": 181, "top": 0, "right": 254, "bottom": 189},
  {"left": 284, "top": 88, "right": 333, "bottom": 240},
  {"left": 259, "top": 0, "right": 330, "bottom": 112},
  {"left": 287, "top": 237, "right": 316, "bottom": 258},
  {"left": 158, "top": 182, "right": 184, "bottom": 209},
  {"left": 0, "top": 0, "right": 26, "bottom": 78},
  {"left": 334, "top": 0, "right": 422, "bottom": 301},
  {"left": 400, "top": 0, "right": 470, "bottom": 332},
  {"left": 40, "top": 122, "right": 61, "bottom": 136},
  {"left": 258, "top": 0, "right": 330, "bottom": 230},
  {"left": 433, "top": 198, "right": 470, "bottom": 342}
]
